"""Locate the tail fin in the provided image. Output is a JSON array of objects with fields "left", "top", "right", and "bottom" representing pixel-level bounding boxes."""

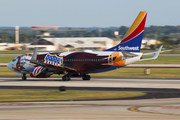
[{"left": 105, "top": 11, "right": 147, "bottom": 52}]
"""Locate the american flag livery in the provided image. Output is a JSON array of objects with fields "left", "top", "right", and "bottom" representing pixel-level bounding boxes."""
[
  {"left": 44, "top": 53, "right": 63, "bottom": 66},
  {"left": 30, "top": 67, "right": 46, "bottom": 77}
]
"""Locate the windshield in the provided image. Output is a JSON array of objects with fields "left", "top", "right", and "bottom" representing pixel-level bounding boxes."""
[{"left": 12, "top": 57, "right": 17, "bottom": 62}]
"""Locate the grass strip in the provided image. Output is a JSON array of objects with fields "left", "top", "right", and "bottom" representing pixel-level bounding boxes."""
[
  {"left": 135, "top": 56, "right": 180, "bottom": 64},
  {"left": 90, "top": 68, "right": 180, "bottom": 78},
  {"left": 0, "top": 90, "right": 145, "bottom": 101},
  {"left": 0, "top": 56, "right": 16, "bottom": 63},
  {"left": 0, "top": 51, "right": 34, "bottom": 54}
]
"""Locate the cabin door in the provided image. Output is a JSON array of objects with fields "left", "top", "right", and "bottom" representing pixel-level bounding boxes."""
[{"left": 108, "top": 54, "right": 113, "bottom": 65}]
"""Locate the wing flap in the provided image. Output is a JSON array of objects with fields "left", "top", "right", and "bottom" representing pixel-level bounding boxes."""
[{"left": 44, "top": 63, "right": 76, "bottom": 71}]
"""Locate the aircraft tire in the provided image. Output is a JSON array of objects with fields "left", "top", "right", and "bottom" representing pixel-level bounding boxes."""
[
  {"left": 22, "top": 76, "right": 27, "bottom": 80},
  {"left": 62, "top": 75, "right": 70, "bottom": 81},
  {"left": 82, "top": 75, "right": 91, "bottom": 81}
]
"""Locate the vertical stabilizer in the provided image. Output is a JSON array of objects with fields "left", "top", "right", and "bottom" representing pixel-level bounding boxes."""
[{"left": 105, "top": 11, "right": 147, "bottom": 52}]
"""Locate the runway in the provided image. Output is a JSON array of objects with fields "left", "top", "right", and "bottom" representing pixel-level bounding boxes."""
[
  {"left": 0, "top": 77, "right": 180, "bottom": 89},
  {"left": 0, "top": 98, "right": 180, "bottom": 119},
  {"left": 0, "top": 77, "right": 180, "bottom": 119}
]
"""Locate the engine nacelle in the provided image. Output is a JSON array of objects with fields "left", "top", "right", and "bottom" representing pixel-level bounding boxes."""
[{"left": 30, "top": 67, "right": 51, "bottom": 78}]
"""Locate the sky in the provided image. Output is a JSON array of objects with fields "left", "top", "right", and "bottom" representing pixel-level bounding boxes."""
[{"left": 0, "top": 0, "right": 180, "bottom": 28}]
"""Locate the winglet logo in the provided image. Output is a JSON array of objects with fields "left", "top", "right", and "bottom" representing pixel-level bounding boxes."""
[
  {"left": 118, "top": 46, "right": 139, "bottom": 51},
  {"left": 44, "top": 53, "right": 63, "bottom": 66}
]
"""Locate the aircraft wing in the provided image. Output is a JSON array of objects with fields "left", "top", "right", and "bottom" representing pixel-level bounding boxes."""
[
  {"left": 30, "top": 47, "right": 77, "bottom": 72},
  {"left": 140, "top": 45, "right": 163, "bottom": 61},
  {"left": 31, "top": 60, "right": 76, "bottom": 71}
]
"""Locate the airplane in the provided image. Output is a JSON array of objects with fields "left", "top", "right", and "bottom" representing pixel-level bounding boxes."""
[{"left": 7, "top": 11, "right": 163, "bottom": 81}]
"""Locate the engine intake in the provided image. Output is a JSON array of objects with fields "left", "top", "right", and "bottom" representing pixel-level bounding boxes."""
[{"left": 30, "top": 67, "right": 52, "bottom": 78}]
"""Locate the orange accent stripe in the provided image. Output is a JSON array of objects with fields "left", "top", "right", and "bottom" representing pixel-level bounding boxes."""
[
  {"left": 123, "top": 11, "right": 146, "bottom": 39},
  {"left": 113, "top": 59, "right": 126, "bottom": 66}
]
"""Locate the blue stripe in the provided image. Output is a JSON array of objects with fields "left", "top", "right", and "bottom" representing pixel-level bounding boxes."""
[
  {"left": 105, "top": 32, "right": 144, "bottom": 52},
  {"left": 90, "top": 66, "right": 122, "bottom": 73}
]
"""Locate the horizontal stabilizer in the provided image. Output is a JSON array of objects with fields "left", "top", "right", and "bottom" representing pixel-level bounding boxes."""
[
  {"left": 142, "top": 49, "right": 172, "bottom": 56},
  {"left": 121, "top": 51, "right": 139, "bottom": 57}
]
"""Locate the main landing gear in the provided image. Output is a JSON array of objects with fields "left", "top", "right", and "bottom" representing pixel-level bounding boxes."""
[
  {"left": 22, "top": 74, "right": 27, "bottom": 80},
  {"left": 62, "top": 74, "right": 91, "bottom": 81},
  {"left": 62, "top": 75, "right": 70, "bottom": 81},
  {"left": 82, "top": 75, "right": 91, "bottom": 80}
]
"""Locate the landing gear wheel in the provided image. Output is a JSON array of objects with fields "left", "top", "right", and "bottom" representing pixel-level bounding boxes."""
[
  {"left": 62, "top": 75, "right": 70, "bottom": 81},
  {"left": 22, "top": 74, "right": 27, "bottom": 80},
  {"left": 82, "top": 75, "right": 91, "bottom": 80}
]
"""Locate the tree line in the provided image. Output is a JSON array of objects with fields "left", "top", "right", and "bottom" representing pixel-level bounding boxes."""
[{"left": 0, "top": 25, "right": 180, "bottom": 48}]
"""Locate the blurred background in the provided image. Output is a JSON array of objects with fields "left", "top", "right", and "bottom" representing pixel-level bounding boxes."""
[
  {"left": 0, "top": 0, "right": 179, "bottom": 51},
  {"left": 0, "top": 1, "right": 180, "bottom": 119},
  {"left": 0, "top": 0, "right": 179, "bottom": 78}
]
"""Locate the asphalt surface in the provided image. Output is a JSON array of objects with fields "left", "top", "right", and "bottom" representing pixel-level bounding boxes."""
[
  {"left": 1, "top": 86, "right": 180, "bottom": 100},
  {"left": 0, "top": 98, "right": 180, "bottom": 120},
  {"left": 0, "top": 77, "right": 180, "bottom": 120},
  {"left": 1, "top": 77, "right": 180, "bottom": 88},
  {"left": 0, "top": 77, "right": 180, "bottom": 100}
]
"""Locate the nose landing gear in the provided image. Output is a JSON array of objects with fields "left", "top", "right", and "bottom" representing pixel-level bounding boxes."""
[{"left": 22, "top": 74, "right": 27, "bottom": 80}]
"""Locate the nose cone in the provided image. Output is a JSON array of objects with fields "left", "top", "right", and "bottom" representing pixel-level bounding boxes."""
[{"left": 7, "top": 62, "right": 13, "bottom": 71}]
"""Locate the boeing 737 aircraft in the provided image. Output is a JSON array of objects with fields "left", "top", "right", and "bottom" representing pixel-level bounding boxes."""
[{"left": 7, "top": 11, "right": 163, "bottom": 81}]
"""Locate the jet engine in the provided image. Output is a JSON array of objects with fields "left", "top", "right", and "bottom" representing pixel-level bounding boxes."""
[{"left": 30, "top": 67, "right": 52, "bottom": 78}]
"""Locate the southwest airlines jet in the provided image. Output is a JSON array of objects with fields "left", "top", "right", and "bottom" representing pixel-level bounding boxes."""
[{"left": 7, "top": 11, "right": 163, "bottom": 81}]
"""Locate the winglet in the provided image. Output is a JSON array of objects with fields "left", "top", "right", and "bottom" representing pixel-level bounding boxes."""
[
  {"left": 140, "top": 45, "right": 163, "bottom": 61},
  {"left": 151, "top": 45, "right": 163, "bottom": 59},
  {"left": 30, "top": 47, "right": 38, "bottom": 62}
]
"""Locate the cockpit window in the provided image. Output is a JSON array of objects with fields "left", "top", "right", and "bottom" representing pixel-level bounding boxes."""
[{"left": 12, "top": 58, "right": 17, "bottom": 62}]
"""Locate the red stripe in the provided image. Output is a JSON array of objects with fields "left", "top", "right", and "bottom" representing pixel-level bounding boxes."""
[
  {"left": 36, "top": 67, "right": 42, "bottom": 75},
  {"left": 33, "top": 67, "right": 38, "bottom": 75},
  {"left": 35, "top": 67, "right": 41, "bottom": 75},
  {"left": 121, "top": 14, "right": 147, "bottom": 44}
]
